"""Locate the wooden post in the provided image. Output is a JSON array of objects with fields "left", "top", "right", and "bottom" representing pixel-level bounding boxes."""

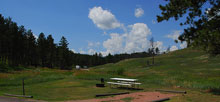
[
  {"left": 22, "top": 78, "right": 25, "bottom": 96},
  {"left": 153, "top": 52, "right": 154, "bottom": 65}
]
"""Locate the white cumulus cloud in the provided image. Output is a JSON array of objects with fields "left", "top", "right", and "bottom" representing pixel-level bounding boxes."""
[
  {"left": 103, "top": 33, "right": 124, "bottom": 54},
  {"left": 154, "top": 41, "right": 164, "bottom": 51},
  {"left": 88, "top": 6, "right": 121, "bottom": 30},
  {"left": 101, "top": 23, "right": 165, "bottom": 55},
  {"left": 180, "top": 42, "right": 187, "bottom": 49},
  {"left": 87, "top": 7, "right": 166, "bottom": 55},
  {"left": 79, "top": 48, "right": 86, "bottom": 54},
  {"left": 88, "top": 41, "right": 100, "bottom": 48},
  {"left": 166, "top": 30, "right": 188, "bottom": 49},
  {"left": 88, "top": 49, "right": 96, "bottom": 55},
  {"left": 125, "top": 23, "right": 151, "bottom": 53},
  {"left": 70, "top": 49, "right": 76, "bottom": 53},
  {"left": 170, "top": 46, "right": 178, "bottom": 51},
  {"left": 166, "top": 30, "right": 181, "bottom": 40},
  {"left": 135, "top": 8, "right": 144, "bottom": 18}
]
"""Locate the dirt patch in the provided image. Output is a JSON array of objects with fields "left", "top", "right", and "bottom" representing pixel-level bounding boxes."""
[
  {"left": 0, "top": 73, "right": 9, "bottom": 78},
  {"left": 65, "top": 92, "right": 177, "bottom": 102}
]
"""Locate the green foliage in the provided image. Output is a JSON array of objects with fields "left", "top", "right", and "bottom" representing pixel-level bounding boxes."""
[
  {"left": 59, "top": 36, "right": 69, "bottom": 49},
  {"left": 0, "top": 63, "right": 9, "bottom": 72},
  {"left": 116, "top": 68, "right": 125, "bottom": 75},
  {"left": 157, "top": 0, "right": 220, "bottom": 55},
  {"left": 0, "top": 62, "right": 30, "bottom": 72},
  {"left": 107, "top": 68, "right": 125, "bottom": 76}
]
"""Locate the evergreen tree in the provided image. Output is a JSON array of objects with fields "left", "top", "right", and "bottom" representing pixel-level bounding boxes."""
[
  {"left": 10, "top": 22, "right": 21, "bottom": 66},
  {"left": 58, "top": 36, "right": 71, "bottom": 70},
  {"left": 106, "top": 53, "right": 113, "bottom": 63},
  {"left": 25, "top": 30, "right": 38, "bottom": 66},
  {"left": 37, "top": 33, "right": 47, "bottom": 67},
  {"left": 157, "top": 0, "right": 220, "bottom": 55},
  {"left": 59, "top": 36, "right": 69, "bottom": 49},
  {"left": 46, "top": 35, "right": 56, "bottom": 68}
]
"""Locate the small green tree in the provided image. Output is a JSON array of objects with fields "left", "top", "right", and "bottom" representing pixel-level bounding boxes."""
[
  {"left": 155, "top": 47, "right": 160, "bottom": 54},
  {"left": 150, "top": 37, "right": 155, "bottom": 65}
]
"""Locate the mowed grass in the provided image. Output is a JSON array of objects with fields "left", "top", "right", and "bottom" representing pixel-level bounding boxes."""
[
  {"left": 0, "top": 48, "right": 220, "bottom": 101},
  {"left": 0, "top": 69, "right": 128, "bottom": 101}
]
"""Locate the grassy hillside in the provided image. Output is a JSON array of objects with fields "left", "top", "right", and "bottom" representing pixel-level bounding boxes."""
[
  {"left": 93, "top": 48, "right": 220, "bottom": 89},
  {"left": 0, "top": 48, "right": 220, "bottom": 101}
]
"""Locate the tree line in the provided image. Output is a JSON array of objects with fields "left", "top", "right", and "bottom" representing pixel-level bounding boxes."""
[
  {"left": 0, "top": 14, "right": 159, "bottom": 72},
  {"left": 0, "top": 14, "right": 74, "bottom": 71}
]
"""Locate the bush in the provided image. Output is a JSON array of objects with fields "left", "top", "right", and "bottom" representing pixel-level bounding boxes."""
[
  {"left": 0, "top": 63, "right": 28, "bottom": 72},
  {"left": 107, "top": 68, "right": 125, "bottom": 76},
  {"left": 0, "top": 63, "right": 9, "bottom": 72},
  {"left": 116, "top": 68, "right": 125, "bottom": 75}
]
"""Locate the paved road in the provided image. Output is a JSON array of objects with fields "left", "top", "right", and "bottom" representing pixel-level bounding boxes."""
[{"left": 0, "top": 96, "right": 44, "bottom": 102}]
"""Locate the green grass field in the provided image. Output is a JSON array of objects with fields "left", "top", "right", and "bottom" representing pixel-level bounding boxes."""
[{"left": 0, "top": 48, "right": 220, "bottom": 101}]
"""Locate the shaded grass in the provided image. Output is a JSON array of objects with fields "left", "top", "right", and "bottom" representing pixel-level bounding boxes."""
[{"left": 209, "top": 88, "right": 220, "bottom": 95}]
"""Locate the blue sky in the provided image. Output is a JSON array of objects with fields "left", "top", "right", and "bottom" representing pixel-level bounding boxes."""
[{"left": 0, "top": 0, "right": 187, "bottom": 55}]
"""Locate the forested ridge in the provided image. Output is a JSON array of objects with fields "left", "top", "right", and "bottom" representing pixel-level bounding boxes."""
[{"left": 0, "top": 14, "right": 157, "bottom": 72}]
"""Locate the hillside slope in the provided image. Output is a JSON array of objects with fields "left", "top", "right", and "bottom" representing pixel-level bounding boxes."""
[
  {"left": 90, "top": 48, "right": 220, "bottom": 101},
  {"left": 0, "top": 48, "right": 220, "bottom": 101},
  {"left": 92, "top": 48, "right": 220, "bottom": 90}
]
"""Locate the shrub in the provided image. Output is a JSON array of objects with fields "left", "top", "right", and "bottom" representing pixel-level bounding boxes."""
[
  {"left": 116, "top": 68, "right": 125, "bottom": 75},
  {"left": 0, "top": 63, "right": 9, "bottom": 72}
]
